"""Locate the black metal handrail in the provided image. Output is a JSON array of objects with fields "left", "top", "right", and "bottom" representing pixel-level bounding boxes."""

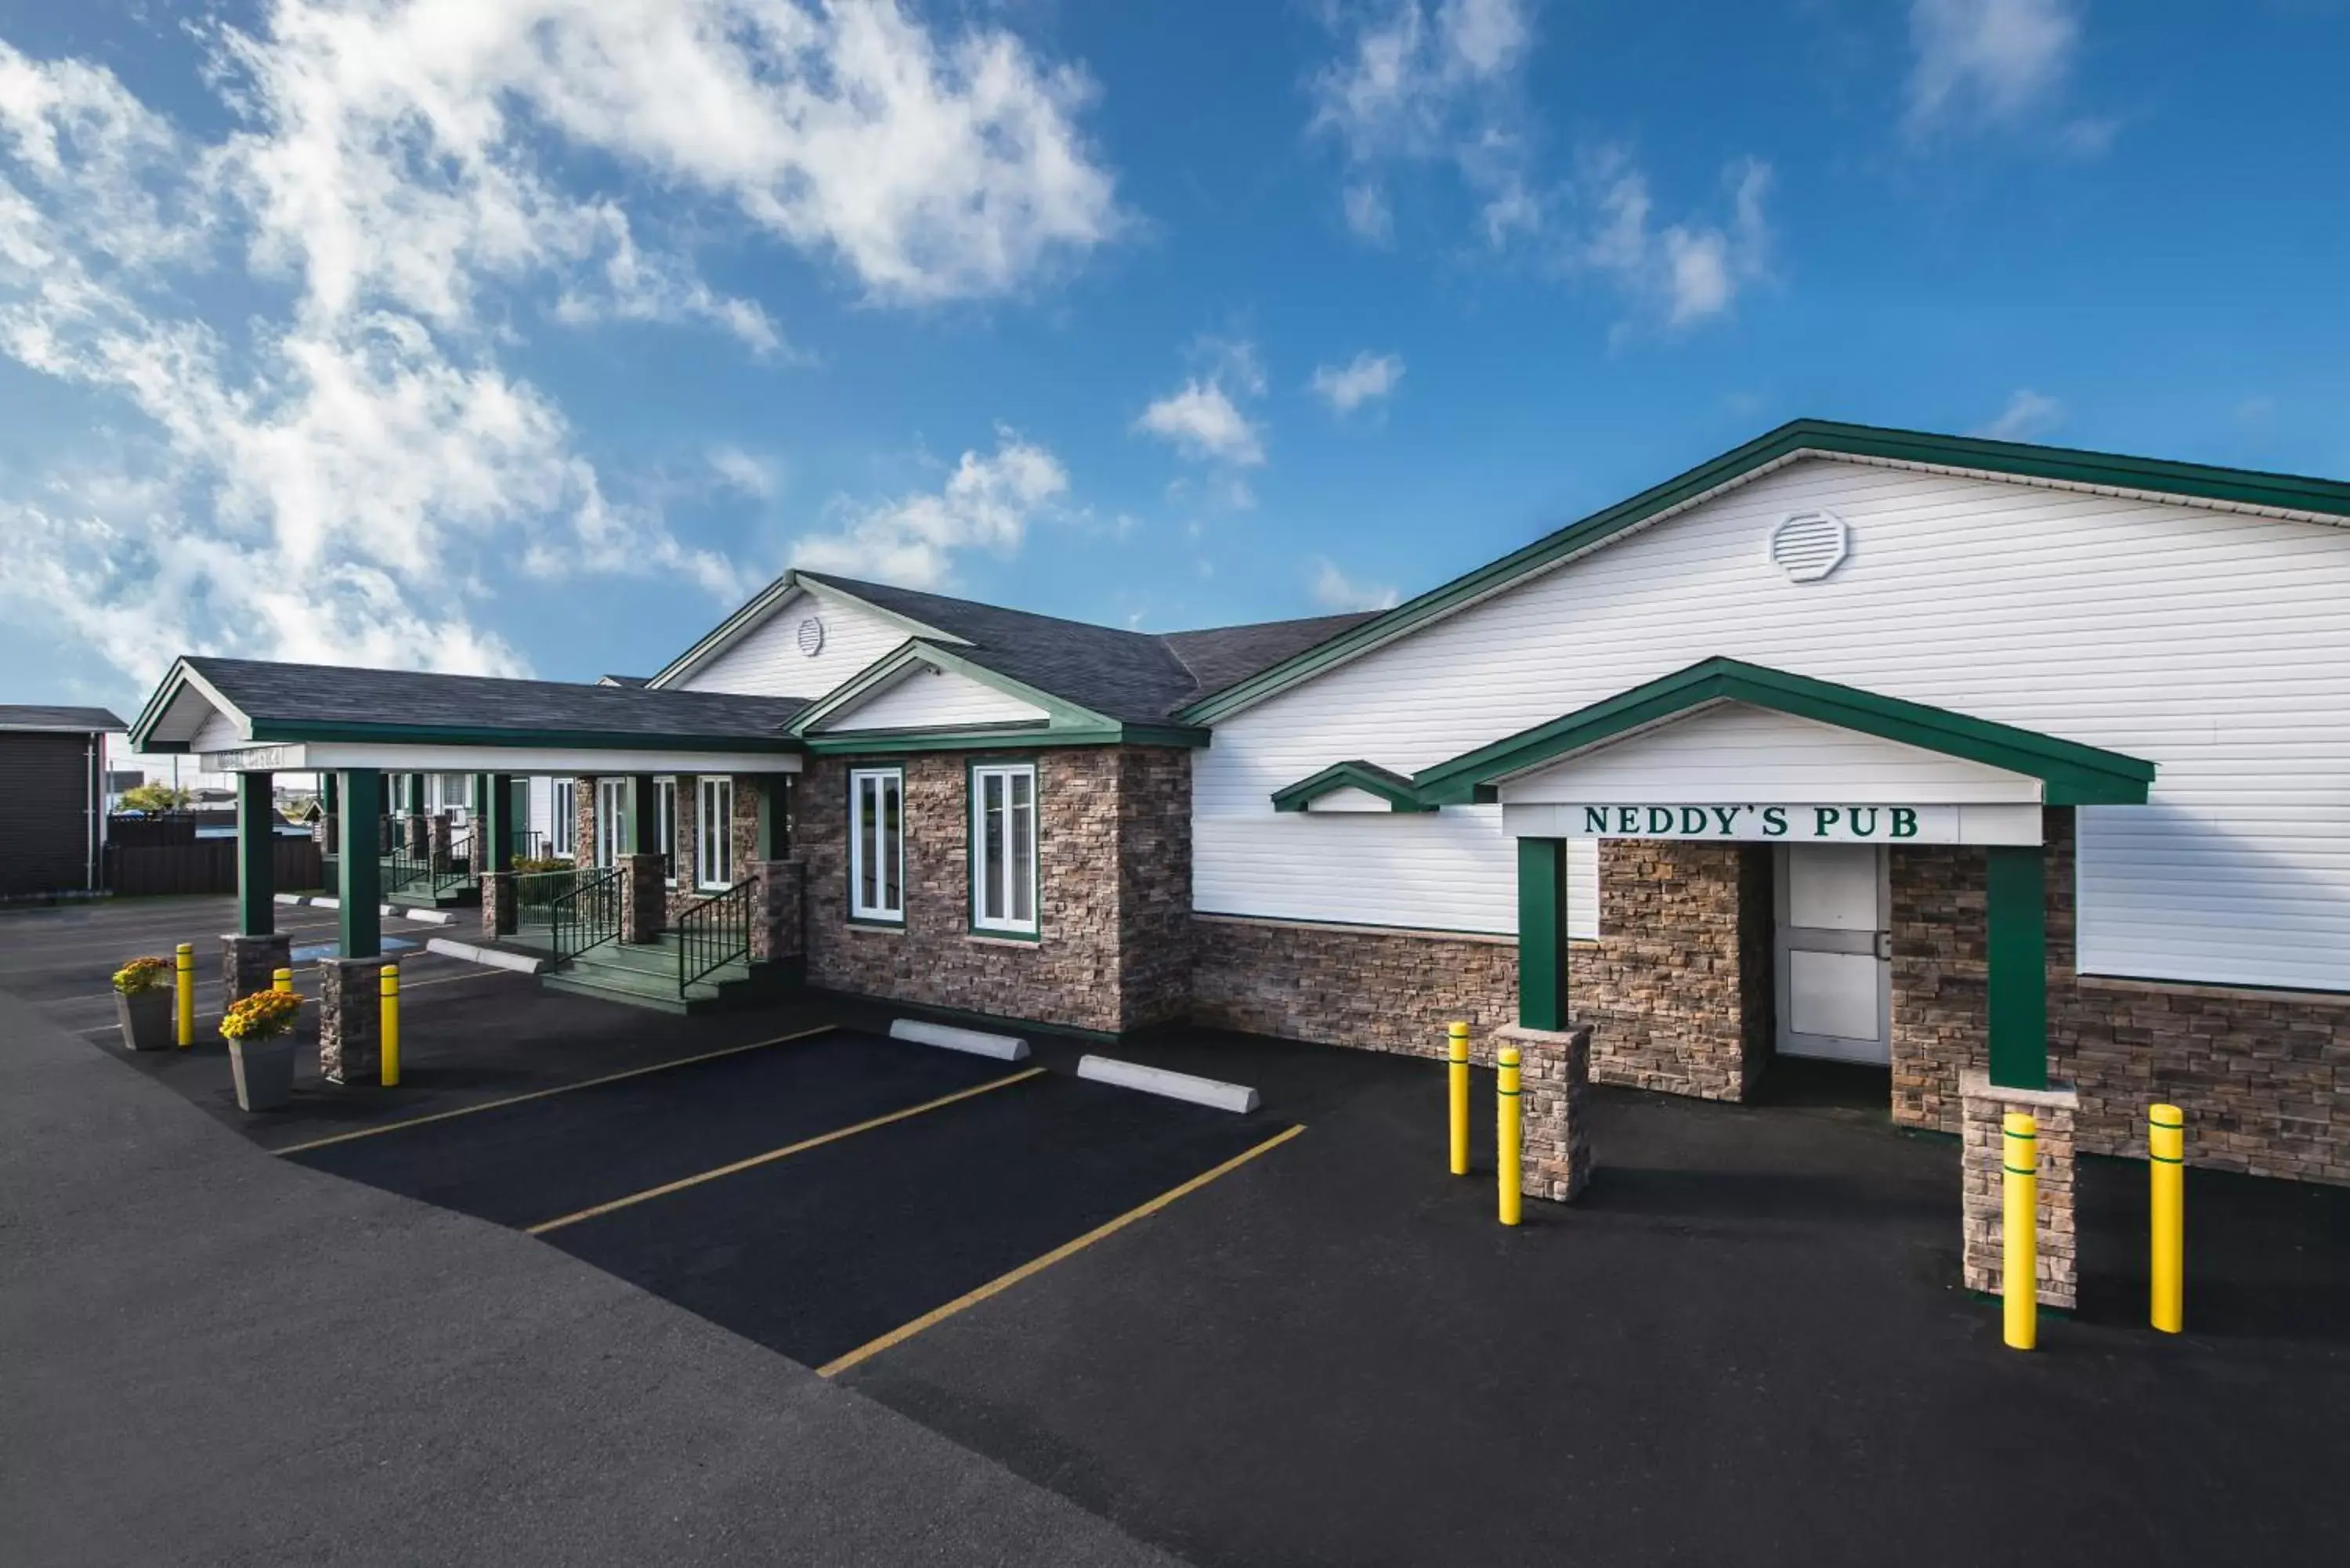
[
  {"left": 677, "top": 880, "right": 753, "bottom": 994},
  {"left": 549, "top": 866, "right": 622, "bottom": 959},
  {"left": 435, "top": 832, "right": 475, "bottom": 895},
  {"left": 508, "top": 829, "right": 549, "bottom": 865},
  {"left": 383, "top": 847, "right": 430, "bottom": 892}
]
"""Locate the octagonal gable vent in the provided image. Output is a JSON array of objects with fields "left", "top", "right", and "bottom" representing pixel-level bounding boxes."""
[{"left": 1768, "top": 510, "right": 1849, "bottom": 583}]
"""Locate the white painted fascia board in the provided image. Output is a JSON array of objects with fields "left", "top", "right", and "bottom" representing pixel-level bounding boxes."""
[
  {"left": 649, "top": 573, "right": 968, "bottom": 691},
  {"left": 200, "top": 742, "right": 803, "bottom": 775}
]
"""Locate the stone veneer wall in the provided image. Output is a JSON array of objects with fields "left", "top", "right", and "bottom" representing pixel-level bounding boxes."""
[
  {"left": 801, "top": 747, "right": 1191, "bottom": 1035},
  {"left": 1190, "top": 916, "right": 1522, "bottom": 1062},
  {"left": 1574, "top": 840, "right": 1771, "bottom": 1100},
  {"left": 1893, "top": 808, "right": 2348, "bottom": 1185},
  {"left": 1190, "top": 840, "right": 1769, "bottom": 1089}
]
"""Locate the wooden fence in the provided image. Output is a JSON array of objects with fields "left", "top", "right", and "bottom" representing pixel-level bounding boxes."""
[{"left": 106, "top": 836, "right": 325, "bottom": 898}]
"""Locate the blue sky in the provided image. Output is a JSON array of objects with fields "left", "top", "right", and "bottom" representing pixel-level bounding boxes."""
[{"left": 2, "top": 0, "right": 2345, "bottom": 714}]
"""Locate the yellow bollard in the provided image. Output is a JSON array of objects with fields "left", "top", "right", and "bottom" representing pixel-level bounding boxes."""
[
  {"left": 2002, "top": 1112, "right": 2038, "bottom": 1350},
  {"left": 1448, "top": 1021, "right": 1471, "bottom": 1176},
  {"left": 380, "top": 963, "right": 400, "bottom": 1088},
  {"left": 2150, "top": 1103, "right": 2185, "bottom": 1334},
  {"left": 1497, "top": 1046, "right": 1523, "bottom": 1227},
  {"left": 174, "top": 943, "right": 195, "bottom": 1048},
  {"left": 273, "top": 966, "right": 294, "bottom": 995}
]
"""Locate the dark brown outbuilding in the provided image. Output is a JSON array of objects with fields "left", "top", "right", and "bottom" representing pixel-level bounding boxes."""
[{"left": 0, "top": 706, "right": 125, "bottom": 898}]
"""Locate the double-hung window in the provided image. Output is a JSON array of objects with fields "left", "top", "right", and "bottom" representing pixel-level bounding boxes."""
[
  {"left": 848, "top": 768, "right": 904, "bottom": 923},
  {"left": 550, "top": 780, "right": 575, "bottom": 856},
  {"left": 696, "top": 776, "right": 734, "bottom": 889},
  {"left": 969, "top": 763, "right": 1038, "bottom": 937}
]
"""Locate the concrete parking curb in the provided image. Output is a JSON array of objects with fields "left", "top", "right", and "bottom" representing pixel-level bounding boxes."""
[
  {"left": 1076, "top": 1056, "right": 1262, "bottom": 1113},
  {"left": 425, "top": 938, "right": 545, "bottom": 974},
  {"left": 889, "top": 1018, "right": 1031, "bottom": 1061}
]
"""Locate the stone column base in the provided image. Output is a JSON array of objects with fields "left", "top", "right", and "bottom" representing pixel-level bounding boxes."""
[
  {"left": 744, "top": 858, "right": 806, "bottom": 963},
  {"left": 482, "top": 871, "right": 516, "bottom": 938},
  {"left": 428, "top": 811, "right": 454, "bottom": 868},
  {"left": 1961, "top": 1071, "right": 2078, "bottom": 1310},
  {"left": 319, "top": 956, "right": 392, "bottom": 1086},
  {"left": 1497, "top": 1022, "right": 1594, "bottom": 1204},
  {"left": 403, "top": 815, "right": 430, "bottom": 858},
  {"left": 619, "top": 852, "right": 667, "bottom": 943},
  {"left": 220, "top": 933, "right": 293, "bottom": 1006}
]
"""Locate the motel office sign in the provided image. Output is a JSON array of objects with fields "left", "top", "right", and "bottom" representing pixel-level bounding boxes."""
[{"left": 1501, "top": 801, "right": 2047, "bottom": 846}]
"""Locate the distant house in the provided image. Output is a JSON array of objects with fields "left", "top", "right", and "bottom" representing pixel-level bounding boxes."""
[{"left": 0, "top": 705, "right": 127, "bottom": 897}]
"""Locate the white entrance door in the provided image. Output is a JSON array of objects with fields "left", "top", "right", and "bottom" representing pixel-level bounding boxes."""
[{"left": 1774, "top": 844, "right": 1892, "bottom": 1064}]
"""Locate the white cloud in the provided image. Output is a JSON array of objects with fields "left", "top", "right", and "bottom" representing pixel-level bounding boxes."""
[
  {"left": 1311, "top": 556, "right": 1401, "bottom": 612},
  {"left": 0, "top": 5, "right": 1119, "bottom": 692},
  {"left": 707, "top": 444, "right": 781, "bottom": 500},
  {"left": 1580, "top": 153, "right": 1773, "bottom": 329},
  {"left": 1907, "top": 0, "right": 2082, "bottom": 134},
  {"left": 1135, "top": 338, "right": 1268, "bottom": 471},
  {"left": 787, "top": 431, "right": 1068, "bottom": 589},
  {"left": 1309, "top": 0, "right": 1535, "bottom": 244},
  {"left": 1311, "top": 351, "right": 1406, "bottom": 413},
  {"left": 1972, "top": 388, "right": 2064, "bottom": 441}
]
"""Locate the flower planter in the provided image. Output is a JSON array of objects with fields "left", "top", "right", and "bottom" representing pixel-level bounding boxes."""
[
  {"left": 228, "top": 1034, "right": 299, "bottom": 1112},
  {"left": 114, "top": 989, "right": 175, "bottom": 1052}
]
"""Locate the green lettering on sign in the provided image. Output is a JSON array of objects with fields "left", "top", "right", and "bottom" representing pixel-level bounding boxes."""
[
  {"left": 1763, "top": 807, "right": 1787, "bottom": 836},
  {"left": 1814, "top": 807, "right": 1840, "bottom": 836},
  {"left": 1892, "top": 807, "right": 1918, "bottom": 839}
]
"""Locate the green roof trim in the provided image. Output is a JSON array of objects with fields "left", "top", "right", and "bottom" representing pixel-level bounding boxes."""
[
  {"left": 1412, "top": 657, "right": 2157, "bottom": 807},
  {"left": 1271, "top": 759, "right": 1437, "bottom": 813},
  {"left": 1179, "top": 418, "right": 2350, "bottom": 724},
  {"left": 647, "top": 568, "right": 964, "bottom": 689},
  {"left": 793, "top": 641, "right": 1209, "bottom": 752}
]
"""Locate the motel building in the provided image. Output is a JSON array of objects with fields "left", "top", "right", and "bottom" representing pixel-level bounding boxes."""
[{"left": 128, "top": 421, "right": 2349, "bottom": 1302}]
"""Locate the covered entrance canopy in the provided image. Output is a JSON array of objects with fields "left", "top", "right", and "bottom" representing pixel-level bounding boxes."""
[
  {"left": 1412, "top": 658, "right": 2157, "bottom": 1089},
  {"left": 127, "top": 656, "right": 807, "bottom": 963}
]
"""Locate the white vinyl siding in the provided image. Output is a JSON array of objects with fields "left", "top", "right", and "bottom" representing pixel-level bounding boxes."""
[
  {"left": 970, "top": 763, "right": 1039, "bottom": 935},
  {"left": 671, "top": 588, "right": 926, "bottom": 701},
  {"left": 696, "top": 776, "right": 734, "bottom": 889},
  {"left": 188, "top": 706, "right": 244, "bottom": 754},
  {"left": 816, "top": 667, "right": 1050, "bottom": 732},
  {"left": 849, "top": 768, "right": 904, "bottom": 923},
  {"left": 1197, "top": 457, "right": 2350, "bottom": 991}
]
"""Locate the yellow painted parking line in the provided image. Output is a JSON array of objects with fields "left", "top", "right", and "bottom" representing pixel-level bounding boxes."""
[
  {"left": 527, "top": 1068, "right": 1047, "bottom": 1236},
  {"left": 818, "top": 1122, "right": 1307, "bottom": 1379},
  {"left": 270, "top": 1024, "right": 841, "bottom": 1156}
]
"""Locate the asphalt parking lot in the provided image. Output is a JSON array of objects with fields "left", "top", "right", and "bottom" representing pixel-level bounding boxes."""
[{"left": 7, "top": 894, "right": 2348, "bottom": 1568}]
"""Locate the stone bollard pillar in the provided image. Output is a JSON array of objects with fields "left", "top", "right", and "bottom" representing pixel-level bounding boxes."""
[
  {"left": 469, "top": 825, "right": 488, "bottom": 876},
  {"left": 743, "top": 859, "right": 806, "bottom": 963},
  {"left": 1497, "top": 1022, "right": 1594, "bottom": 1203},
  {"left": 403, "top": 814, "right": 430, "bottom": 859},
  {"left": 318, "top": 955, "right": 392, "bottom": 1085},
  {"left": 482, "top": 871, "right": 516, "bottom": 938},
  {"left": 428, "top": 811, "right": 454, "bottom": 869},
  {"left": 1960, "top": 1071, "right": 2079, "bottom": 1309},
  {"left": 220, "top": 932, "right": 293, "bottom": 1007},
  {"left": 618, "top": 852, "right": 667, "bottom": 943}
]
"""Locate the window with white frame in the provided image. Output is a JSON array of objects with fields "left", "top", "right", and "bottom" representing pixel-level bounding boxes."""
[
  {"left": 593, "top": 779, "right": 628, "bottom": 869},
  {"left": 848, "top": 767, "right": 903, "bottom": 923},
  {"left": 656, "top": 779, "right": 678, "bottom": 883},
  {"left": 551, "top": 780, "right": 575, "bottom": 856},
  {"left": 696, "top": 776, "right": 734, "bottom": 889},
  {"left": 969, "top": 763, "right": 1038, "bottom": 935}
]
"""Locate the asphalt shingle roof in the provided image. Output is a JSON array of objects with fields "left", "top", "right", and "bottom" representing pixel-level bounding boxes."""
[
  {"left": 0, "top": 705, "right": 127, "bottom": 732},
  {"left": 794, "top": 572, "right": 1376, "bottom": 723},
  {"left": 184, "top": 658, "right": 809, "bottom": 743}
]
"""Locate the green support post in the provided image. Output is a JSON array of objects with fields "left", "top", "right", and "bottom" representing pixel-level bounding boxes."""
[
  {"left": 235, "top": 771, "right": 274, "bottom": 937},
  {"left": 1986, "top": 843, "right": 2049, "bottom": 1090},
  {"left": 338, "top": 769, "right": 383, "bottom": 959},
  {"left": 1516, "top": 836, "right": 1569, "bottom": 1032},
  {"left": 486, "top": 773, "right": 515, "bottom": 874},
  {"left": 754, "top": 775, "right": 790, "bottom": 861},
  {"left": 406, "top": 773, "right": 426, "bottom": 822}
]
